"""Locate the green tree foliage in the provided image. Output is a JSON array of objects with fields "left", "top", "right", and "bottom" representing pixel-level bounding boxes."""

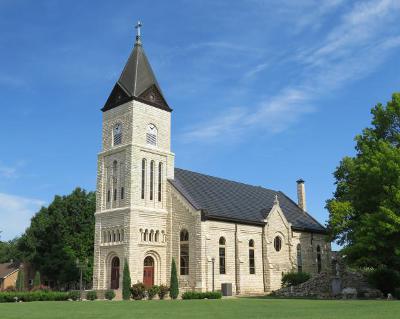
[
  {"left": 16, "top": 269, "right": 25, "bottom": 291},
  {"left": 17, "top": 188, "right": 95, "bottom": 287},
  {"left": 122, "top": 259, "right": 131, "bottom": 300},
  {"left": 327, "top": 93, "right": 400, "bottom": 269},
  {"left": 169, "top": 258, "right": 179, "bottom": 299},
  {"left": 33, "top": 271, "right": 41, "bottom": 287},
  {"left": 0, "top": 238, "right": 23, "bottom": 263}
]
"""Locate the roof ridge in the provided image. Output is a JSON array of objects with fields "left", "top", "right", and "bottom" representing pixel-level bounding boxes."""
[{"left": 174, "top": 167, "right": 277, "bottom": 193}]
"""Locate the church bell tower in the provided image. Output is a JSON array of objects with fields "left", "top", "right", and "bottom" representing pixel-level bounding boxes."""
[{"left": 93, "top": 21, "right": 175, "bottom": 290}]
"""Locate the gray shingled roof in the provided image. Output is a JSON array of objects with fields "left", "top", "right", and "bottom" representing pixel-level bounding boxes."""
[{"left": 170, "top": 168, "right": 326, "bottom": 233}]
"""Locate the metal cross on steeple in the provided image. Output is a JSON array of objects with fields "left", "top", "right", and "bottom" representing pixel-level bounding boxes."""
[{"left": 135, "top": 20, "right": 143, "bottom": 44}]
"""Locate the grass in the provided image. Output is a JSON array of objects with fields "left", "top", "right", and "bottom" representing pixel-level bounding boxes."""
[{"left": 0, "top": 298, "right": 399, "bottom": 319}]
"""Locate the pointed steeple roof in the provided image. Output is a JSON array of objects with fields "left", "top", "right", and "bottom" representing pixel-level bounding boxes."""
[{"left": 102, "top": 26, "right": 171, "bottom": 112}]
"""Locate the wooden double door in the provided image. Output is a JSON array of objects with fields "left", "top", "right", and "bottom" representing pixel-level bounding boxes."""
[
  {"left": 143, "top": 256, "right": 154, "bottom": 288},
  {"left": 110, "top": 257, "right": 120, "bottom": 289}
]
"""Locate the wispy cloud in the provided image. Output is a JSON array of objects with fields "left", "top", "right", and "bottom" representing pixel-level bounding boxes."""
[
  {"left": 0, "top": 193, "right": 45, "bottom": 241},
  {"left": 0, "top": 161, "right": 25, "bottom": 179},
  {"left": 182, "top": 0, "right": 400, "bottom": 143}
]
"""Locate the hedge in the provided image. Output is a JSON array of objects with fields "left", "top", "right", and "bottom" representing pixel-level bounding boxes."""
[
  {"left": 281, "top": 271, "right": 311, "bottom": 288},
  {"left": 0, "top": 291, "right": 70, "bottom": 303},
  {"left": 181, "top": 291, "right": 222, "bottom": 300}
]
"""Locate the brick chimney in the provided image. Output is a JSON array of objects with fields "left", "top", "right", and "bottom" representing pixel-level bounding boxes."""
[{"left": 296, "top": 179, "right": 306, "bottom": 212}]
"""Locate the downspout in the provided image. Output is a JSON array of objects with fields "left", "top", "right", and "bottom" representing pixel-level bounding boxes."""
[{"left": 235, "top": 223, "right": 240, "bottom": 295}]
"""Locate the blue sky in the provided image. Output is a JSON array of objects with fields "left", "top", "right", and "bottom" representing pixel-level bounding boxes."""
[{"left": 1, "top": 0, "right": 399, "bottom": 243}]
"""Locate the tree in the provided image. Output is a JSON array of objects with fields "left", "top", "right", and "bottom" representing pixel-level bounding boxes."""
[
  {"left": 122, "top": 259, "right": 131, "bottom": 300},
  {"left": 16, "top": 268, "right": 25, "bottom": 291},
  {"left": 170, "top": 258, "right": 179, "bottom": 299},
  {"left": 17, "top": 188, "right": 95, "bottom": 288},
  {"left": 327, "top": 93, "right": 400, "bottom": 269},
  {"left": 33, "top": 271, "right": 41, "bottom": 287}
]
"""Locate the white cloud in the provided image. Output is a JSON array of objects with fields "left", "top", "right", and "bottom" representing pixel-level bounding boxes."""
[
  {"left": 0, "top": 161, "right": 26, "bottom": 179},
  {"left": 182, "top": 0, "right": 400, "bottom": 143},
  {"left": 0, "top": 193, "right": 45, "bottom": 241}
]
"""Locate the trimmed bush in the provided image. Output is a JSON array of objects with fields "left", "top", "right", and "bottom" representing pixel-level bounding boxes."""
[
  {"left": 281, "top": 271, "right": 311, "bottom": 288},
  {"left": 130, "top": 283, "right": 146, "bottom": 300},
  {"left": 33, "top": 271, "right": 41, "bottom": 288},
  {"left": 367, "top": 266, "right": 400, "bottom": 296},
  {"left": 0, "top": 291, "right": 70, "bottom": 303},
  {"left": 170, "top": 258, "right": 179, "bottom": 299},
  {"left": 158, "top": 285, "right": 169, "bottom": 300},
  {"left": 86, "top": 290, "right": 97, "bottom": 301},
  {"left": 122, "top": 259, "right": 131, "bottom": 300},
  {"left": 68, "top": 290, "right": 80, "bottom": 301},
  {"left": 147, "top": 285, "right": 159, "bottom": 300},
  {"left": 105, "top": 289, "right": 116, "bottom": 300},
  {"left": 31, "top": 285, "right": 51, "bottom": 292},
  {"left": 182, "top": 291, "right": 222, "bottom": 300},
  {"left": 15, "top": 270, "right": 25, "bottom": 291}
]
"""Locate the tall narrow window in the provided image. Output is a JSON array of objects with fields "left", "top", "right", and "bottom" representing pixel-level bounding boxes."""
[
  {"left": 219, "top": 237, "right": 226, "bottom": 275},
  {"left": 297, "top": 244, "right": 303, "bottom": 272},
  {"left": 121, "top": 187, "right": 124, "bottom": 200},
  {"left": 141, "top": 159, "right": 146, "bottom": 199},
  {"left": 146, "top": 124, "right": 157, "bottom": 146},
  {"left": 158, "top": 162, "right": 162, "bottom": 202},
  {"left": 180, "top": 229, "right": 189, "bottom": 275},
  {"left": 107, "top": 190, "right": 111, "bottom": 202},
  {"left": 113, "top": 161, "right": 118, "bottom": 202},
  {"left": 249, "top": 239, "right": 255, "bottom": 274},
  {"left": 274, "top": 236, "right": 282, "bottom": 252},
  {"left": 113, "top": 123, "right": 122, "bottom": 146},
  {"left": 317, "top": 245, "right": 322, "bottom": 273},
  {"left": 150, "top": 160, "right": 154, "bottom": 200}
]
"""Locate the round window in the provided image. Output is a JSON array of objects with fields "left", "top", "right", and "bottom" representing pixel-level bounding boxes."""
[{"left": 274, "top": 236, "right": 282, "bottom": 252}]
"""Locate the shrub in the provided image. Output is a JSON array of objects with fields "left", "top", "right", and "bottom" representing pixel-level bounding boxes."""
[
  {"left": 182, "top": 291, "right": 222, "bottom": 300},
  {"left": 158, "top": 285, "right": 169, "bottom": 300},
  {"left": 105, "top": 289, "right": 116, "bottom": 300},
  {"left": 86, "top": 290, "right": 97, "bottom": 301},
  {"left": 130, "top": 283, "right": 146, "bottom": 300},
  {"left": 31, "top": 285, "right": 51, "bottom": 292},
  {"left": 68, "top": 290, "right": 80, "bottom": 301},
  {"left": 170, "top": 258, "right": 179, "bottom": 299},
  {"left": 33, "top": 271, "right": 41, "bottom": 288},
  {"left": 4, "top": 286, "right": 16, "bottom": 292},
  {"left": 0, "top": 291, "right": 70, "bottom": 303},
  {"left": 122, "top": 259, "right": 131, "bottom": 300},
  {"left": 147, "top": 285, "right": 159, "bottom": 300},
  {"left": 367, "top": 266, "right": 400, "bottom": 296},
  {"left": 15, "top": 269, "right": 25, "bottom": 291},
  {"left": 281, "top": 271, "right": 311, "bottom": 288}
]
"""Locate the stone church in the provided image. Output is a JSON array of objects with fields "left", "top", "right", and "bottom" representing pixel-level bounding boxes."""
[{"left": 92, "top": 26, "right": 331, "bottom": 295}]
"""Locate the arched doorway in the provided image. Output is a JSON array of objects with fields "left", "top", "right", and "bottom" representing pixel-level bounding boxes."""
[
  {"left": 110, "top": 257, "right": 120, "bottom": 289},
  {"left": 143, "top": 256, "right": 154, "bottom": 288}
]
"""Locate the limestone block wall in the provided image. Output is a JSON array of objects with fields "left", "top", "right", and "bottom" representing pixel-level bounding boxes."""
[
  {"left": 236, "top": 224, "right": 264, "bottom": 294},
  {"left": 168, "top": 184, "right": 202, "bottom": 290},
  {"left": 264, "top": 206, "right": 293, "bottom": 292}
]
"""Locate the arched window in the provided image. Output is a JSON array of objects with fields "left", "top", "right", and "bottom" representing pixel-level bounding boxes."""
[
  {"left": 144, "top": 229, "right": 148, "bottom": 242},
  {"left": 150, "top": 161, "right": 154, "bottom": 200},
  {"left": 103, "top": 231, "right": 107, "bottom": 243},
  {"left": 158, "top": 162, "right": 162, "bottom": 202},
  {"left": 113, "top": 123, "right": 122, "bottom": 146},
  {"left": 141, "top": 159, "right": 146, "bottom": 199},
  {"left": 249, "top": 239, "right": 255, "bottom": 274},
  {"left": 139, "top": 229, "right": 143, "bottom": 241},
  {"left": 149, "top": 230, "right": 154, "bottom": 242},
  {"left": 146, "top": 124, "right": 157, "bottom": 146},
  {"left": 113, "top": 161, "right": 118, "bottom": 202},
  {"left": 113, "top": 230, "right": 116, "bottom": 242},
  {"left": 107, "top": 189, "right": 111, "bottom": 202},
  {"left": 117, "top": 230, "right": 121, "bottom": 242},
  {"left": 121, "top": 229, "right": 124, "bottom": 242},
  {"left": 108, "top": 231, "right": 112, "bottom": 243},
  {"left": 274, "top": 236, "right": 282, "bottom": 252},
  {"left": 155, "top": 230, "right": 159, "bottom": 242},
  {"left": 219, "top": 237, "right": 226, "bottom": 274},
  {"left": 317, "top": 245, "right": 322, "bottom": 273},
  {"left": 297, "top": 244, "right": 303, "bottom": 272},
  {"left": 180, "top": 229, "right": 189, "bottom": 275}
]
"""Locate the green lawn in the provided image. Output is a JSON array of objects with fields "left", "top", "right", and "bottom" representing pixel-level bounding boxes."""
[{"left": 0, "top": 298, "right": 399, "bottom": 319}]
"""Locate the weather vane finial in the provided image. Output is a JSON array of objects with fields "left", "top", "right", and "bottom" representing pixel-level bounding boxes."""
[{"left": 135, "top": 20, "right": 143, "bottom": 44}]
